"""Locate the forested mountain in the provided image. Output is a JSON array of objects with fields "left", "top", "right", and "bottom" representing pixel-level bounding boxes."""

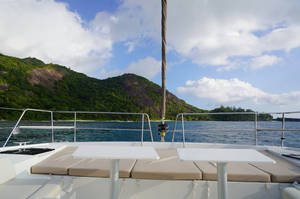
[
  {"left": 0, "top": 54, "right": 272, "bottom": 121},
  {"left": 0, "top": 54, "right": 202, "bottom": 120}
]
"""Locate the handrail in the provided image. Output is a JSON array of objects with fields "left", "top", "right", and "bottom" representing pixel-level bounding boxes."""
[
  {"left": 257, "top": 129, "right": 300, "bottom": 132},
  {"left": 18, "top": 126, "right": 154, "bottom": 131},
  {"left": 171, "top": 112, "right": 257, "bottom": 147},
  {"left": 52, "top": 110, "right": 153, "bottom": 145},
  {"left": 180, "top": 112, "right": 256, "bottom": 115},
  {"left": 53, "top": 111, "right": 147, "bottom": 115},
  {"left": 2, "top": 108, "right": 54, "bottom": 147},
  {"left": 172, "top": 111, "right": 300, "bottom": 148},
  {"left": 1, "top": 108, "right": 153, "bottom": 147},
  {"left": 2, "top": 107, "right": 300, "bottom": 147}
]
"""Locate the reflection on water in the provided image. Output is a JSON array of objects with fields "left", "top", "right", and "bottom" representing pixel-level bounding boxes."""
[{"left": 0, "top": 121, "right": 300, "bottom": 148}]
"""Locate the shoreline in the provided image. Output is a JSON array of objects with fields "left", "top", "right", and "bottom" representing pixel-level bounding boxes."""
[
  {"left": 0, "top": 119, "right": 174, "bottom": 122},
  {"left": 0, "top": 119, "right": 290, "bottom": 122}
]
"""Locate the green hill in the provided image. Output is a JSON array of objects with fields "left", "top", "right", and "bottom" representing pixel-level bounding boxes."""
[{"left": 0, "top": 53, "right": 203, "bottom": 120}]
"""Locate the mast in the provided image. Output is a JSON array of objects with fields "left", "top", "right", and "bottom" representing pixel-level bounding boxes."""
[{"left": 159, "top": 0, "right": 168, "bottom": 142}]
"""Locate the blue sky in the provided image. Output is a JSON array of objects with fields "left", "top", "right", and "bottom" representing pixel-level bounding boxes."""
[
  {"left": 1, "top": 0, "right": 300, "bottom": 114},
  {"left": 56, "top": 0, "right": 119, "bottom": 21}
]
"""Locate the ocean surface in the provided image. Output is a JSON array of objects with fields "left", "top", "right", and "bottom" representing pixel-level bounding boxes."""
[{"left": 0, "top": 121, "right": 300, "bottom": 148}]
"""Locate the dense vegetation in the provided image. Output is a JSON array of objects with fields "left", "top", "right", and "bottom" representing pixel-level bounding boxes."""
[
  {"left": 0, "top": 54, "right": 201, "bottom": 120},
  {"left": 181, "top": 106, "right": 272, "bottom": 121},
  {"left": 209, "top": 106, "right": 272, "bottom": 121},
  {"left": 0, "top": 54, "right": 272, "bottom": 121},
  {"left": 274, "top": 117, "right": 300, "bottom": 122}
]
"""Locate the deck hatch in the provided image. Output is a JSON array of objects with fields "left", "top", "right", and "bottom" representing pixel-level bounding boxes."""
[{"left": 0, "top": 148, "right": 54, "bottom": 155}]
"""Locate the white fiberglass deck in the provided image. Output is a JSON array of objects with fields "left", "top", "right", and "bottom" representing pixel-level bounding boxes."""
[{"left": 0, "top": 142, "right": 299, "bottom": 199}]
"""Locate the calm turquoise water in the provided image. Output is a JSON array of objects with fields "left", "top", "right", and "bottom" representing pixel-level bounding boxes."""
[{"left": 0, "top": 121, "right": 300, "bottom": 148}]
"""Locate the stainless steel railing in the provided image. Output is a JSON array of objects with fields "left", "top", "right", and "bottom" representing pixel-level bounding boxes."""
[
  {"left": 2, "top": 108, "right": 53, "bottom": 147},
  {"left": 1, "top": 108, "right": 153, "bottom": 147},
  {"left": 172, "top": 111, "right": 300, "bottom": 147},
  {"left": 2, "top": 107, "right": 300, "bottom": 148},
  {"left": 53, "top": 110, "right": 153, "bottom": 144}
]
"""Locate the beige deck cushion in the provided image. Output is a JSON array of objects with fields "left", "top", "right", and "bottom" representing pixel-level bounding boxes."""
[
  {"left": 131, "top": 149, "right": 202, "bottom": 180},
  {"left": 31, "top": 147, "right": 82, "bottom": 175},
  {"left": 68, "top": 159, "right": 136, "bottom": 178},
  {"left": 250, "top": 151, "right": 300, "bottom": 183},
  {"left": 195, "top": 162, "right": 271, "bottom": 182}
]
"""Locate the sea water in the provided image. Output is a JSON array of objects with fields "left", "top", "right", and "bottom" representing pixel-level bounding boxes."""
[{"left": 0, "top": 121, "right": 299, "bottom": 148}]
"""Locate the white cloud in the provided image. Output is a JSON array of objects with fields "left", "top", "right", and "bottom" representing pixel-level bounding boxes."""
[
  {"left": 126, "top": 57, "right": 161, "bottom": 79},
  {"left": 91, "top": 1, "right": 160, "bottom": 42},
  {"left": 98, "top": 69, "right": 123, "bottom": 80},
  {"left": 261, "top": 26, "right": 300, "bottom": 52},
  {"left": 91, "top": 0, "right": 300, "bottom": 70},
  {"left": 177, "top": 77, "right": 300, "bottom": 106},
  {"left": 0, "top": 0, "right": 112, "bottom": 74},
  {"left": 251, "top": 55, "right": 281, "bottom": 69},
  {"left": 125, "top": 41, "right": 138, "bottom": 53},
  {"left": 2, "top": 0, "right": 300, "bottom": 77},
  {"left": 99, "top": 56, "right": 161, "bottom": 79}
]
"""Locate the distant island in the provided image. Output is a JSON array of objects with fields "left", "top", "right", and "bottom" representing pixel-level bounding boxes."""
[
  {"left": 0, "top": 53, "right": 272, "bottom": 121},
  {"left": 274, "top": 117, "right": 300, "bottom": 122},
  {"left": 184, "top": 106, "right": 272, "bottom": 121}
]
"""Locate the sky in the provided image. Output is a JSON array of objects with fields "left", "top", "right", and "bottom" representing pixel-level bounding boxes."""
[{"left": 1, "top": 0, "right": 300, "bottom": 114}]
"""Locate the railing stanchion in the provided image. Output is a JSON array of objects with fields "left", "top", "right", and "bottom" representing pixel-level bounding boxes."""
[
  {"left": 74, "top": 112, "right": 77, "bottom": 142},
  {"left": 281, "top": 113, "right": 285, "bottom": 147},
  {"left": 182, "top": 113, "right": 185, "bottom": 147},
  {"left": 51, "top": 111, "right": 54, "bottom": 143},
  {"left": 145, "top": 114, "right": 153, "bottom": 142},
  {"left": 172, "top": 114, "right": 179, "bottom": 142},
  {"left": 255, "top": 112, "right": 258, "bottom": 145},
  {"left": 3, "top": 109, "right": 28, "bottom": 147},
  {"left": 141, "top": 114, "right": 144, "bottom": 145}
]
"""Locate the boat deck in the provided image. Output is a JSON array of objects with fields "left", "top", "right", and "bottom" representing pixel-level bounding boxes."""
[
  {"left": 30, "top": 146, "right": 300, "bottom": 183},
  {"left": 0, "top": 142, "right": 300, "bottom": 199}
]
